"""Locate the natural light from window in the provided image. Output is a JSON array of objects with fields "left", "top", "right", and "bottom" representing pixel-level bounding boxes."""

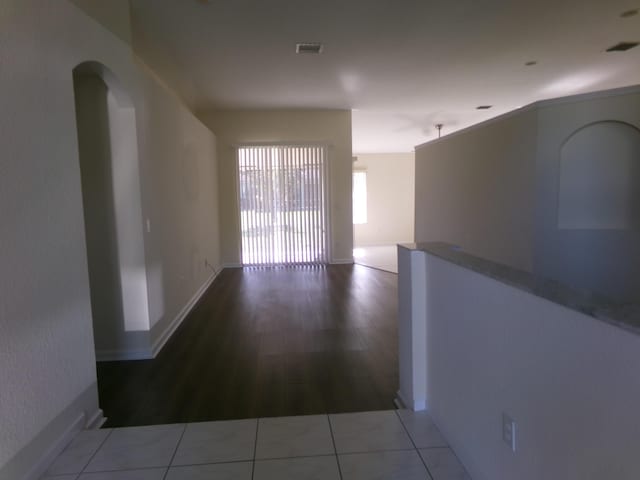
[
  {"left": 237, "top": 145, "right": 327, "bottom": 265},
  {"left": 353, "top": 170, "right": 367, "bottom": 225}
]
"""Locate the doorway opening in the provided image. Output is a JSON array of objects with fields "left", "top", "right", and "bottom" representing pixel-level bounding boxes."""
[
  {"left": 73, "top": 62, "right": 151, "bottom": 361},
  {"left": 237, "top": 145, "right": 328, "bottom": 265}
]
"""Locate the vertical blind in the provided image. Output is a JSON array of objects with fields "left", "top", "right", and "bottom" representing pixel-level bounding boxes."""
[{"left": 237, "top": 145, "right": 328, "bottom": 265}]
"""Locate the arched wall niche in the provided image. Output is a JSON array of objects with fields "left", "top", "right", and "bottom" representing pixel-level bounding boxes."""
[
  {"left": 72, "top": 60, "right": 152, "bottom": 360},
  {"left": 558, "top": 120, "right": 640, "bottom": 230}
]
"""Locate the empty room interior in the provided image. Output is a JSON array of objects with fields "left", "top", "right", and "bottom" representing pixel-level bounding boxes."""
[{"left": 1, "top": 1, "right": 639, "bottom": 479}]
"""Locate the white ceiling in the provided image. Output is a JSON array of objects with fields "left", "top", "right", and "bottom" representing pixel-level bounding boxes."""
[{"left": 129, "top": 0, "right": 640, "bottom": 153}]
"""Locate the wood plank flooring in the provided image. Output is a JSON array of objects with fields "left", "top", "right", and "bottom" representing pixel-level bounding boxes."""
[{"left": 97, "top": 264, "right": 399, "bottom": 427}]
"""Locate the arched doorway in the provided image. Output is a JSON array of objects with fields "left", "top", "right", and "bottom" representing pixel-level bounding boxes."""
[{"left": 73, "top": 62, "right": 151, "bottom": 360}]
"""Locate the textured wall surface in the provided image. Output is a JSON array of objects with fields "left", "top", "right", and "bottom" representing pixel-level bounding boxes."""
[
  {"left": 414, "top": 108, "right": 538, "bottom": 272},
  {"left": 68, "top": 0, "right": 132, "bottom": 44},
  {"left": 533, "top": 90, "right": 640, "bottom": 303},
  {"left": 422, "top": 252, "right": 640, "bottom": 479},
  {"left": 414, "top": 86, "right": 640, "bottom": 300},
  {"left": 0, "top": 0, "right": 221, "bottom": 472},
  {"left": 137, "top": 74, "right": 221, "bottom": 340}
]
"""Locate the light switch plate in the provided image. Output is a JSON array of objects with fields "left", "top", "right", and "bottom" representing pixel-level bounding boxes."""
[{"left": 502, "top": 413, "right": 516, "bottom": 452}]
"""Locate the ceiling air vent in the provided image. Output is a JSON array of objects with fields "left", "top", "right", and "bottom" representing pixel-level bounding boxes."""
[
  {"left": 620, "top": 9, "right": 638, "bottom": 18},
  {"left": 606, "top": 42, "right": 639, "bottom": 52},
  {"left": 296, "top": 43, "right": 323, "bottom": 54}
]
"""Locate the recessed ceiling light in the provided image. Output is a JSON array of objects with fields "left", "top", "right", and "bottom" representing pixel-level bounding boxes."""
[
  {"left": 296, "top": 43, "right": 323, "bottom": 54},
  {"left": 476, "top": 105, "right": 492, "bottom": 110},
  {"left": 606, "top": 41, "right": 639, "bottom": 52},
  {"left": 620, "top": 9, "right": 638, "bottom": 18},
  {"left": 525, "top": 61, "right": 538, "bottom": 66}
]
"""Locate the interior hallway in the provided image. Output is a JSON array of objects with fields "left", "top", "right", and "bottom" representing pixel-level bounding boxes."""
[{"left": 97, "top": 265, "right": 399, "bottom": 427}]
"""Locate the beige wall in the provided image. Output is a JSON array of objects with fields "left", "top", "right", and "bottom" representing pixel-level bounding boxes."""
[
  {"left": 533, "top": 89, "right": 640, "bottom": 303},
  {"left": 353, "top": 153, "right": 415, "bottom": 247},
  {"left": 414, "top": 109, "right": 538, "bottom": 271},
  {"left": 73, "top": 73, "right": 152, "bottom": 357},
  {"left": 136, "top": 62, "right": 222, "bottom": 348},
  {"left": 0, "top": 1, "right": 221, "bottom": 476},
  {"left": 414, "top": 86, "right": 640, "bottom": 302},
  {"left": 199, "top": 109, "right": 354, "bottom": 265},
  {"left": 68, "top": 0, "right": 131, "bottom": 44},
  {"left": 413, "top": 250, "right": 640, "bottom": 480}
]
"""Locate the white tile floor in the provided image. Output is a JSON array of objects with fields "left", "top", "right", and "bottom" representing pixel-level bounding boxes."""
[
  {"left": 42, "top": 410, "right": 471, "bottom": 480},
  {"left": 353, "top": 246, "right": 398, "bottom": 274}
]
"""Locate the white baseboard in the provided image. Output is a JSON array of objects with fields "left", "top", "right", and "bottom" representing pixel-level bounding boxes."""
[
  {"left": 21, "top": 412, "right": 85, "bottom": 480},
  {"left": 396, "top": 390, "right": 410, "bottom": 411},
  {"left": 86, "top": 409, "right": 106, "bottom": 429},
  {"left": 151, "top": 270, "right": 219, "bottom": 357},
  {"left": 413, "top": 400, "right": 427, "bottom": 411},
  {"left": 330, "top": 258, "right": 354, "bottom": 264},
  {"left": 94, "top": 269, "right": 223, "bottom": 362},
  {"left": 0, "top": 384, "right": 100, "bottom": 480},
  {"left": 396, "top": 389, "right": 427, "bottom": 412},
  {"left": 95, "top": 348, "right": 153, "bottom": 362},
  {"left": 222, "top": 262, "right": 242, "bottom": 268}
]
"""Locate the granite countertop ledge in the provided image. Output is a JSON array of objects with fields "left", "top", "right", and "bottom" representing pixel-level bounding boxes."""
[{"left": 399, "top": 242, "right": 640, "bottom": 336}]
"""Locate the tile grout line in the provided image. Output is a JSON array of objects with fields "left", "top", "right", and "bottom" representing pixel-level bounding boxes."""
[
  {"left": 440, "top": 445, "right": 473, "bottom": 480},
  {"left": 326, "top": 414, "right": 344, "bottom": 480},
  {"left": 78, "top": 427, "right": 114, "bottom": 475},
  {"left": 69, "top": 412, "right": 439, "bottom": 479},
  {"left": 74, "top": 466, "right": 173, "bottom": 474},
  {"left": 251, "top": 418, "right": 260, "bottom": 480},
  {"left": 162, "top": 423, "right": 187, "bottom": 480},
  {"left": 394, "top": 410, "right": 436, "bottom": 480},
  {"left": 249, "top": 453, "right": 341, "bottom": 462},
  {"left": 332, "top": 446, "right": 421, "bottom": 456}
]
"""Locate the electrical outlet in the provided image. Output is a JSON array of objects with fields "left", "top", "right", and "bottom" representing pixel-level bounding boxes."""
[{"left": 502, "top": 413, "right": 516, "bottom": 452}]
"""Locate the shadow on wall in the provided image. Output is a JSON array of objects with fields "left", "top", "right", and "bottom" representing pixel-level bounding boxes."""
[
  {"left": 551, "top": 120, "right": 640, "bottom": 302},
  {"left": 73, "top": 61, "right": 152, "bottom": 360},
  {"left": 559, "top": 121, "right": 640, "bottom": 230}
]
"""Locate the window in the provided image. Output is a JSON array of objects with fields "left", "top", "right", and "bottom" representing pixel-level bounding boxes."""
[
  {"left": 237, "top": 145, "right": 328, "bottom": 265},
  {"left": 353, "top": 170, "right": 367, "bottom": 224}
]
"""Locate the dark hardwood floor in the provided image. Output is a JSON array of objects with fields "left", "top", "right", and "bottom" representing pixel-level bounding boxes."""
[{"left": 97, "top": 264, "right": 399, "bottom": 427}]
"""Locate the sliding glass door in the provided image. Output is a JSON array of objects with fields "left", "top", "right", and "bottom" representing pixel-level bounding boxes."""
[{"left": 237, "top": 145, "right": 328, "bottom": 265}]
